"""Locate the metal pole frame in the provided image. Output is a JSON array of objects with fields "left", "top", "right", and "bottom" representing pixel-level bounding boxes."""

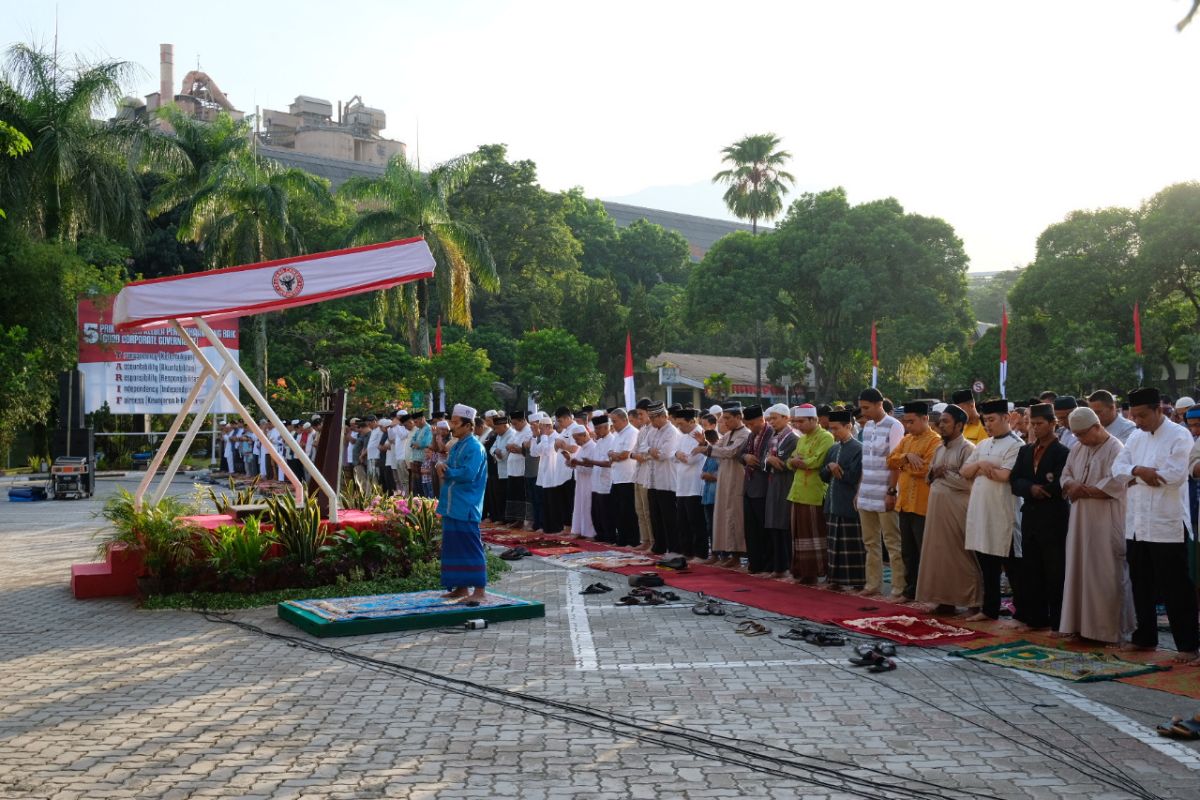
[{"left": 194, "top": 318, "right": 339, "bottom": 523}]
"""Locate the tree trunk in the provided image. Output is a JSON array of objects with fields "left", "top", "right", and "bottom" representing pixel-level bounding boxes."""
[{"left": 1163, "top": 355, "right": 1178, "bottom": 396}]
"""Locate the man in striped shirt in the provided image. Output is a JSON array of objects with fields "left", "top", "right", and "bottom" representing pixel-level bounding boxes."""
[{"left": 856, "top": 388, "right": 906, "bottom": 599}]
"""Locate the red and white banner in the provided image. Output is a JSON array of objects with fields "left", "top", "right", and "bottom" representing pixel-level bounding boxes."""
[
  {"left": 113, "top": 238, "right": 436, "bottom": 331},
  {"left": 79, "top": 295, "right": 240, "bottom": 414}
]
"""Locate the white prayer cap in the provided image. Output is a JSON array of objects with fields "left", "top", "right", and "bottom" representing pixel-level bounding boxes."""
[
  {"left": 708, "top": 404, "right": 723, "bottom": 416},
  {"left": 591, "top": 409, "right": 606, "bottom": 419},
  {"left": 436, "top": 419, "right": 450, "bottom": 429},
  {"left": 291, "top": 419, "right": 300, "bottom": 425},
  {"left": 932, "top": 402, "right": 948, "bottom": 414},
  {"left": 484, "top": 409, "right": 497, "bottom": 418},
  {"left": 452, "top": 403, "right": 477, "bottom": 421},
  {"left": 396, "top": 409, "right": 409, "bottom": 419},
  {"left": 1176, "top": 396, "right": 1196, "bottom": 410},
  {"left": 567, "top": 423, "right": 587, "bottom": 436},
  {"left": 302, "top": 422, "right": 312, "bottom": 430},
  {"left": 766, "top": 402, "right": 791, "bottom": 417},
  {"left": 1008, "top": 402, "right": 1015, "bottom": 413},
  {"left": 378, "top": 418, "right": 391, "bottom": 428},
  {"left": 1068, "top": 406, "right": 1101, "bottom": 432},
  {"left": 792, "top": 403, "right": 817, "bottom": 418}
]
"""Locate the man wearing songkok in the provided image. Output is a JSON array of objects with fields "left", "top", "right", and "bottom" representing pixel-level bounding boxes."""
[
  {"left": 605, "top": 408, "right": 641, "bottom": 546},
  {"left": 566, "top": 423, "right": 597, "bottom": 538},
  {"left": 532, "top": 413, "right": 563, "bottom": 534},
  {"left": 1112, "top": 387, "right": 1200, "bottom": 662},
  {"left": 1009, "top": 403, "right": 1071, "bottom": 631},
  {"left": 481, "top": 411, "right": 500, "bottom": 523},
  {"left": 488, "top": 414, "right": 512, "bottom": 520},
  {"left": 704, "top": 401, "right": 752, "bottom": 567},
  {"left": 820, "top": 410, "right": 865, "bottom": 590},
  {"left": 644, "top": 401, "right": 681, "bottom": 555},
  {"left": 739, "top": 405, "right": 773, "bottom": 573},
  {"left": 761, "top": 404, "right": 799, "bottom": 578},
  {"left": 1088, "top": 390, "right": 1135, "bottom": 444},
  {"left": 962, "top": 399, "right": 1024, "bottom": 621},
  {"left": 953, "top": 389, "right": 988, "bottom": 446},
  {"left": 1052, "top": 396, "right": 1080, "bottom": 448},
  {"left": 786, "top": 403, "right": 834, "bottom": 582},
  {"left": 502, "top": 411, "right": 532, "bottom": 526},
  {"left": 435, "top": 404, "right": 488, "bottom": 603},
  {"left": 915, "top": 405, "right": 981, "bottom": 614},
  {"left": 587, "top": 415, "right": 615, "bottom": 543},
  {"left": 1057, "top": 407, "right": 1133, "bottom": 643},
  {"left": 885, "top": 401, "right": 942, "bottom": 600},
  {"left": 523, "top": 412, "right": 544, "bottom": 531},
  {"left": 672, "top": 408, "right": 708, "bottom": 558},
  {"left": 631, "top": 398, "right": 655, "bottom": 550},
  {"left": 856, "top": 388, "right": 906, "bottom": 599},
  {"left": 365, "top": 416, "right": 383, "bottom": 485}
]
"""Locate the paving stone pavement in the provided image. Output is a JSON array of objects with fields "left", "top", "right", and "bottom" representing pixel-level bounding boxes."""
[{"left": 2, "top": 476, "right": 1200, "bottom": 799}]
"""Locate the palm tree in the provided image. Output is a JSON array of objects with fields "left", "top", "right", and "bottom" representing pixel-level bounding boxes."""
[
  {"left": 712, "top": 133, "right": 795, "bottom": 234},
  {"left": 148, "top": 106, "right": 253, "bottom": 222},
  {"left": 339, "top": 152, "right": 498, "bottom": 354},
  {"left": 177, "top": 150, "right": 332, "bottom": 390},
  {"left": 0, "top": 43, "right": 173, "bottom": 243}
]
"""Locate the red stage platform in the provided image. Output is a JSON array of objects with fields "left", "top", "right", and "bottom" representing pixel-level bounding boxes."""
[{"left": 72, "top": 510, "right": 385, "bottom": 599}]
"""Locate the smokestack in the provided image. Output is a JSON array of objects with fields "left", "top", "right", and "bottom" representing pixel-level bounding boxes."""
[{"left": 160, "top": 43, "right": 174, "bottom": 102}]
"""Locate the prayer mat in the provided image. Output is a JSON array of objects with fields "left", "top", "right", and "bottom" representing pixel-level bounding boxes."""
[
  {"left": 952, "top": 640, "right": 1167, "bottom": 682},
  {"left": 528, "top": 546, "right": 583, "bottom": 556},
  {"left": 834, "top": 614, "right": 982, "bottom": 644},
  {"left": 536, "top": 549, "right": 656, "bottom": 569},
  {"left": 279, "top": 590, "right": 544, "bottom": 637}
]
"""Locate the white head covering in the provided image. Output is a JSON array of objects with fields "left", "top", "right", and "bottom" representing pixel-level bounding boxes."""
[
  {"left": 484, "top": 409, "right": 497, "bottom": 419},
  {"left": 708, "top": 404, "right": 723, "bottom": 416},
  {"left": 1007, "top": 402, "right": 1015, "bottom": 413},
  {"left": 1068, "top": 406, "right": 1101, "bottom": 433},
  {"left": 452, "top": 403, "right": 477, "bottom": 421},
  {"left": 567, "top": 423, "right": 587, "bottom": 436},
  {"left": 436, "top": 419, "right": 450, "bottom": 430},
  {"left": 932, "top": 402, "right": 948, "bottom": 414},
  {"left": 591, "top": 409, "right": 606, "bottom": 419},
  {"left": 1176, "top": 396, "right": 1196, "bottom": 410},
  {"left": 291, "top": 419, "right": 300, "bottom": 426},
  {"left": 378, "top": 418, "right": 391, "bottom": 428},
  {"left": 302, "top": 422, "right": 312, "bottom": 430},
  {"left": 792, "top": 404, "right": 817, "bottom": 419},
  {"left": 766, "top": 402, "right": 790, "bottom": 417}
]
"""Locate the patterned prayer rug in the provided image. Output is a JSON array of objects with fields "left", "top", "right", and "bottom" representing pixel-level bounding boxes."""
[
  {"left": 528, "top": 546, "right": 583, "bottom": 556},
  {"left": 286, "top": 590, "right": 536, "bottom": 622},
  {"left": 835, "top": 614, "right": 981, "bottom": 644},
  {"left": 535, "top": 550, "right": 656, "bottom": 569},
  {"left": 952, "top": 640, "right": 1167, "bottom": 682}
]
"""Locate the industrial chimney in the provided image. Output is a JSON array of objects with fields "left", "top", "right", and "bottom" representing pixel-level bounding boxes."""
[{"left": 160, "top": 43, "right": 174, "bottom": 103}]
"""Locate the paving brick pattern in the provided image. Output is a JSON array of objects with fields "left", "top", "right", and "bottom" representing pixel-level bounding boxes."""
[{"left": 2, "top": 477, "right": 1199, "bottom": 799}]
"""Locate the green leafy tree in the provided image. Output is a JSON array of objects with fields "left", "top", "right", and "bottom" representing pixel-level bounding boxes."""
[
  {"left": 341, "top": 151, "right": 499, "bottom": 353},
  {"left": 967, "top": 268, "right": 1022, "bottom": 325},
  {"left": 0, "top": 120, "right": 30, "bottom": 220},
  {"left": 712, "top": 133, "right": 795, "bottom": 234},
  {"left": 177, "top": 151, "right": 333, "bottom": 390},
  {"left": 0, "top": 43, "right": 172, "bottom": 243},
  {"left": 516, "top": 329, "right": 603, "bottom": 410},
  {"left": 421, "top": 341, "right": 499, "bottom": 412}
]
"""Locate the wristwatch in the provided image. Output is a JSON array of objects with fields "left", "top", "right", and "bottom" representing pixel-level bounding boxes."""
[{"left": 886, "top": 488, "right": 898, "bottom": 497}]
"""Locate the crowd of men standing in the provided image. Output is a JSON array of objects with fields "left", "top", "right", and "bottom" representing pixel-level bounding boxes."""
[{"left": 226, "top": 382, "right": 1200, "bottom": 663}]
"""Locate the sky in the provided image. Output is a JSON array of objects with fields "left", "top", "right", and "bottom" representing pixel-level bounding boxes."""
[{"left": 5, "top": 0, "right": 1200, "bottom": 271}]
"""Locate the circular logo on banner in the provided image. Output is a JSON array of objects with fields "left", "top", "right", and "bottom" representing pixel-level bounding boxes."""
[{"left": 271, "top": 266, "right": 304, "bottom": 298}]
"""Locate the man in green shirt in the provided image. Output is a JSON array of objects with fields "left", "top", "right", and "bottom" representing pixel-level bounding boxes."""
[{"left": 786, "top": 403, "right": 835, "bottom": 582}]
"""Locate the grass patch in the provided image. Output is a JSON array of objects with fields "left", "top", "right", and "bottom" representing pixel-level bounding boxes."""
[{"left": 143, "top": 552, "right": 511, "bottom": 611}]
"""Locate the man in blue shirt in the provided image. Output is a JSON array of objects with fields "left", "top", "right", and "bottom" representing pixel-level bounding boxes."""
[{"left": 436, "top": 403, "right": 489, "bottom": 603}]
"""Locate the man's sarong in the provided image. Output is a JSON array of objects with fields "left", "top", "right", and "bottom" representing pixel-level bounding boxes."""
[{"left": 441, "top": 516, "right": 487, "bottom": 589}]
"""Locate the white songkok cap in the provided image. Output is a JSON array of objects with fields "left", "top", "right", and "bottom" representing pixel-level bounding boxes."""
[
  {"left": 792, "top": 404, "right": 817, "bottom": 418},
  {"left": 567, "top": 423, "right": 587, "bottom": 436},
  {"left": 1068, "top": 406, "right": 1101, "bottom": 433},
  {"left": 932, "top": 402, "right": 948, "bottom": 414},
  {"left": 378, "top": 418, "right": 391, "bottom": 428},
  {"left": 484, "top": 409, "right": 497, "bottom": 418},
  {"left": 1176, "top": 396, "right": 1196, "bottom": 410},
  {"left": 302, "top": 422, "right": 312, "bottom": 430},
  {"left": 291, "top": 419, "right": 300, "bottom": 425},
  {"left": 766, "top": 403, "right": 791, "bottom": 417},
  {"left": 708, "top": 404, "right": 723, "bottom": 416},
  {"left": 452, "top": 403, "right": 477, "bottom": 421},
  {"left": 592, "top": 409, "right": 606, "bottom": 419},
  {"left": 436, "top": 420, "right": 450, "bottom": 429}
]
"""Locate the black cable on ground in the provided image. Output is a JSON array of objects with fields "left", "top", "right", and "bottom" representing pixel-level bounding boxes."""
[{"left": 200, "top": 612, "right": 1011, "bottom": 800}]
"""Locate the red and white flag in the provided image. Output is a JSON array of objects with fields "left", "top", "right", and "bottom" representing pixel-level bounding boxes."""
[
  {"left": 113, "top": 238, "right": 435, "bottom": 331},
  {"left": 623, "top": 331, "right": 636, "bottom": 409},
  {"left": 999, "top": 305, "right": 1008, "bottom": 399}
]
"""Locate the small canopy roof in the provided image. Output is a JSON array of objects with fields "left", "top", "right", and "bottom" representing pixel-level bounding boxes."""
[{"left": 113, "top": 238, "right": 435, "bottom": 331}]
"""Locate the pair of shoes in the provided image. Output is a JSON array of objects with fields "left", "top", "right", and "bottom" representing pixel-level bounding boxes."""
[
  {"left": 655, "top": 556, "right": 688, "bottom": 570},
  {"left": 580, "top": 583, "right": 613, "bottom": 595},
  {"left": 853, "top": 642, "right": 897, "bottom": 659},
  {"left": 1157, "top": 714, "right": 1200, "bottom": 739},
  {"left": 628, "top": 572, "right": 665, "bottom": 588},
  {"left": 692, "top": 599, "right": 726, "bottom": 616},
  {"left": 849, "top": 644, "right": 898, "bottom": 671},
  {"left": 499, "top": 546, "right": 531, "bottom": 561},
  {"left": 736, "top": 620, "right": 770, "bottom": 637},
  {"left": 630, "top": 587, "right": 682, "bottom": 603}
]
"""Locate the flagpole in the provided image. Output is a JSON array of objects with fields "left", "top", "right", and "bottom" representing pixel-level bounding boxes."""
[
  {"left": 1134, "top": 301, "right": 1144, "bottom": 387},
  {"left": 999, "top": 304, "right": 1008, "bottom": 399},
  {"left": 623, "top": 332, "right": 636, "bottom": 409},
  {"left": 435, "top": 317, "right": 445, "bottom": 412},
  {"left": 870, "top": 321, "right": 878, "bottom": 389}
]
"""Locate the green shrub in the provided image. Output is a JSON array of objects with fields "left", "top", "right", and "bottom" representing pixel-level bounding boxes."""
[
  {"left": 264, "top": 492, "right": 324, "bottom": 565},
  {"left": 319, "top": 526, "right": 395, "bottom": 562},
  {"left": 96, "top": 487, "right": 199, "bottom": 577},
  {"left": 203, "top": 516, "right": 276, "bottom": 579},
  {"left": 206, "top": 475, "right": 262, "bottom": 514}
]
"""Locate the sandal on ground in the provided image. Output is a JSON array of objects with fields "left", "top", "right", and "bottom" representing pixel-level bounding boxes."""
[
  {"left": 855, "top": 642, "right": 897, "bottom": 658},
  {"left": 1156, "top": 717, "right": 1190, "bottom": 738},
  {"left": 868, "top": 657, "right": 898, "bottom": 673},
  {"left": 499, "top": 546, "right": 531, "bottom": 560},
  {"left": 661, "top": 591, "right": 680, "bottom": 601},
  {"left": 736, "top": 621, "right": 770, "bottom": 637},
  {"left": 580, "top": 583, "right": 612, "bottom": 595},
  {"left": 849, "top": 650, "right": 887, "bottom": 667},
  {"left": 616, "top": 595, "right": 641, "bottom": 606},
  {"left": 1170, "top": 716, "right": 1200, "bottom": 739},
  {"left": 692, "top": 600, "right": 726, "bottom": 616}
]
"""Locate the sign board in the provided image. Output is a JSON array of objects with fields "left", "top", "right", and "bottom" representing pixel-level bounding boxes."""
[
  {"left": 78, "top": 295, "right": 240, "bottom": 414},
  {"left": 971, "top": 380, "right": 985, "bottom": 394}
]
